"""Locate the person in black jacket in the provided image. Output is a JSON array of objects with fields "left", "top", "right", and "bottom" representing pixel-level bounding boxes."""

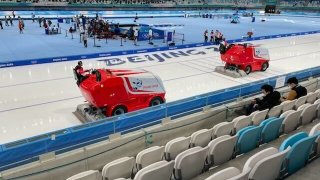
[{"left": 246, "top": 84, "right": 281, "bottom": 115}]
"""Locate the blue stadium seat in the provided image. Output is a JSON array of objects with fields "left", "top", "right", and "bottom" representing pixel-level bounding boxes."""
[
  {"left": 279, "top": 132, "right": 318, "bottom": 175},
  {"left": 261, "top": 117, "right": 284, "bottom": 144},
  {"left": 236, "top": 125, "right": 262, "bottom": 154}
]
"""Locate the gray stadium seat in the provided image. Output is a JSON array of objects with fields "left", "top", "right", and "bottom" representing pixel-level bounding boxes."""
[
  {"left": 136, "top": 146, "right": 164, "bottom": 170},
  {"left": 205, "top": 167, "right": 250, "bottom": 180},
  {"left": 232, "top": 115, "right": 252, "bottom": 133},
  {"left": 306, "top": 92, "right": 318, "bottom": 104},
  {"left": 207, "top": 135, "right": 237, "bottom": 166},
  {"left": 280, "top": 110, "right": 302, "bottom": 134},
  {"left": 211, "top": 122, "right": 234, "bottom": 138},
  {"left": 281, "top": 100, "right": 296, "bottom": 113},
  {"left": 251, "top": 109, "right": 268, "bottom": 126},
  {"left": 102, "top": 157, "right": 135, "bottom": 180},
  {"left": 66, "top": 170, "right": 100, "bottom": 180},
  {"left": 309, "top": 123, "right": 320, "bottom": 157},
  {"left": 174, "top": 146, "right": 208, "bottom": 180},
  {"left": 294, "top": 96, "right": 307, "bottom": 110},
  {"left": 267, "top": 104, "right": 283, "bottom": 118},
  {"left": 164, "top": 136, "right": 191, "bottom": 161},
  {"left": 134, "top": 161, "right": 174, "bottom": 180},
  {"left": 244, "top": 147, "right": 290, "bottom": 180},
  {"left": 300, "top": 103, "right": 317, "bottom": 125},
  {"left": 190, "top": 129, "right": 212, "bottom": 147}
]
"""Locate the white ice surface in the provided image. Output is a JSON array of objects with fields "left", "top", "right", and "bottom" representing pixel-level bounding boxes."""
[{"left": 0, "top": 34, "right": 320, "bottom": 144}]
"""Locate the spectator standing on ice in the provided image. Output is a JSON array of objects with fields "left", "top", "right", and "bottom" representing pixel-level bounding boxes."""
[
  {"left": 210, "top": 30, "right": 214, "bottom": 42},
  {"left": 38, "top": 16, "right": 42, "bottom": 27},
  {"left": 134, "top": 28, "right": 138, "bottom": 46},
  {"left": 148, "top": 28, "right": 153, "bottom": 44},
  {"left": 0, "top": 18, "right": 3, "bottom": 29},
  {"left": 204, "top": 30, "right": 208, "bottom": 43},
  {"left": 5, "top": 16, "right": 9, "bottom": 26},
  {"left": 12, "top": 11, "right": 15, "bottom": 18},
  {"left": 18, "top": 20, "right": 23, "bottom": 34},
  {"left": 9, "top": 16, "right": 13, "bottom": 26},
  {"left": 32, "top": 13, "right": 35, "bottom": 23},
  {"left": 83, "top": 33, "right": 88, "bottom": 48}
]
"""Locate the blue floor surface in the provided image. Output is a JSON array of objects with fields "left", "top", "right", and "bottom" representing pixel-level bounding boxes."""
[{"left": 0, "top": 14, "right": 319, "bottom": 63}]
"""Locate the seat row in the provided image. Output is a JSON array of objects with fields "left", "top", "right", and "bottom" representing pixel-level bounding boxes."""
[{"left": 206, "top": 122, "right": 320, "bottom": 180}]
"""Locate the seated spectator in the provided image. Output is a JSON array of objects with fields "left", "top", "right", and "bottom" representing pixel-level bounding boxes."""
[
  {"left": 281, "top": 77, "right": 307, "bottom": 101},
  {"left": 246, "top": 84, "right": 281, "bottom": 115}
]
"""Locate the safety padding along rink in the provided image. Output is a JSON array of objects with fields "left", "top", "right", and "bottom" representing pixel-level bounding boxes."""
[
  {"left": 0, "top": 30, "right": 320, "bottom": 68},
  {"left": 0, "top": 65, "right": 320, "bottom": 171}
]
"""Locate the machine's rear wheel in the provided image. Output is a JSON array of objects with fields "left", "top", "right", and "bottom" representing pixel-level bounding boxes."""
[
  {"left": 112, "top": 106, "right": 127, "bottom": 116},
  {"left": 261, "top": 62, "right": 269, "bottom": 71},
  {"left": 245, "top": 66, "right": 252, "bottom": 74},
  {"left": 149, "top": 97, "right": 163, "bottom": 107}
]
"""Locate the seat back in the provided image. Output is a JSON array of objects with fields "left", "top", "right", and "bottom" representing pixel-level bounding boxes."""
[
  {"left": 309, "top": 123, "right": 320, "bottom": 157},
  {"left": 248, "top": 147, "right": 290, "bottom": 180},
  {"left": 66, "top": 170, "right": 100, "bottom": 180},
  {"left": 306, "top": 92, "right": 318, "bottom": 104},
  {"left": 136, "top": 146, "right": 164, "bottom": 170},
  {"left": 212, "top": 122, "right": 234, "bottom": 138},
  {"left": 279, "top": 132, "right": 317, "bottom": 175},
  {"left": 174, "top": 146, "right": 208, "bottom": 180},
  {"left": 315, "top": 89, "right": 320, "bottom": 99},
  {"left": 190, "top": 129, "right": 212, "bottom": 147},
  {"left": 267, "top": 104, "right": 283, "bottom": 118},
  {"left": 300, "top": 103, "right": 317, "bottom": 125},
  {"left": 294, "top": 96, "right": 307, "bottom": 110},
  {"left": 236, "top": 125, "right": 262, "bottom": 154},
  {"left": 232, "top": 115, "right": 252, "bottom": 133},
  {"left": 207, "top": 135, "right": 237, "bottom": 166},
  {"left": 261, "top": 117, "right": 284, "bottom": 143},
  {"left": 134, "top": 161, "right": 174, "bottom": 180},
  {"left": 164, "top": 136, "right": 191, "bottom": 161},
  {"left": 102, "top": 157, "right": 135, "bottom": 180},
  {"left": 204, "top": 167, "right": 240, "bottom": 180},
  {"left": 251, "top": 109, "right": 268, "bottom": 126},
  {"left": 281, "top": 100, "right": 296, "bottom": 113},
  {"left": 228, "top": 168, "right": 251, "bottom": 180},
  {"left": 280, "top": 110, "right": 302, "bottom": 134}
]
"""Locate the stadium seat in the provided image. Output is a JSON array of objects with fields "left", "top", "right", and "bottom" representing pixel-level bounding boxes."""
[
  {"left": 207, "top": 135, "right": 237, "bottom": 166},
  {"left": 174, "top": 146, "right": 208, "bottom": 180},
  {"left": 280, "top": 110, "right": 302, "bottom": 134},
  {"left": 281, "top": 100, "right": 296, "bottom": 113},
  {"left": 136, "top": 146, "right": 164, "bottom": 170},
  {"left": 309, "top": 123, "right": 320, "bottom": 157},
  {"left": 314, "top": 99, "right": 320, "bottom": 104},
  {"left": 306, "top": 92, "right": 318, "bottom": 104},
  {"left": 190, "top": 129, "right": 212, "bottom": 147},
  {"left": 211, "top": 122, "right": 234, "bottom": 138},
  {"left": 300, "top": 103, "right": 317, "bottom": 125},
  {"left": 134, "top": 161, "right": 174, "bottom": 180},
  {"left": 66, "top": 170, "right": 100, "bottom": 180},
  {"left": 315, "top": 89, "right": 320, "bottom": 99},
  {"left": 205, "top": 167, "right": 250, "bottom": 180},
  {"left": 251, "top": 109, "right": 268, "bottom": 126},
  {"left": 244, "top": 147, "right": 290, "bottom": 180},
  {"left": 267, "top": 104, "right": 283, "bottom": 118},
  {"left": 164, "top": 136, "right": 191, "bottom": 161},
  {"left": 279, "top": 132, "right": 318, "bottom": 175},
  {"left": 294, "top": 96, "right": 307, "bottom": 110},
  {"left": 232, "top": 115, "right": 252, "bottom": 133},
  {"left": 261, "top": 117, "right": 284, "bottom": 143},
  {"left": 102, "top": 157, "right": 135, "bottom": 180},
  {"left": 236, "top": 125, "right": 262, "bottom": 154}
]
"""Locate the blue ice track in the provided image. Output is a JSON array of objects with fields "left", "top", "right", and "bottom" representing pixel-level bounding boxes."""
[{"left": 0, "top": 10, "right": 320, "bottom": 67}]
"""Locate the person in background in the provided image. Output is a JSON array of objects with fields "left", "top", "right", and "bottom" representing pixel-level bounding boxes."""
[
  {"left": 83, "top": 33, "right": 88, "bottom": 48},
  {"left": 281, "top": 77, "right": 307, "bottom": 101},
  {"left": 246, "top": 84, "right": 281, "bottom": 115},
  {"left": 0, "top": 18, "right": 3, "bottom": 29},
  {"left": 32, "top": 13, "right": 35, "bottom": 23},
  {"left": 9, "top": 16, "right": 13, "bottom": 26},
  {"left": 134, "top": 28, "right": 138, "bottom": 46},
  {"left": 18, "top": 20, "right": 23, "bottom": 34},
  {"left": 204, "top": 30, "right": 208, "bottom": 43},
  {"left": 210, "top": 30, "right": 214, "bottom": 42},
  {"left": 148, "top": 27, "right": 153, "bottom": 44}
]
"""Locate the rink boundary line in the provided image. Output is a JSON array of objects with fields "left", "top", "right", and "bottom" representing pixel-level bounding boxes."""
[
  {"left": 1, "top": 30, "right": 320, "bottom": 68},
  {"left": 0, "top": 96, "right": 82, "bottom": 113},
  {"left": 0, "top": 76, "right": 73, "bottom": 89}
]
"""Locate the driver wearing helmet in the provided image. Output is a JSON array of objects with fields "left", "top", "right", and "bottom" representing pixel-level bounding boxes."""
[{"left": 74, "top": 61, "right": 89, "bottom": 85}]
